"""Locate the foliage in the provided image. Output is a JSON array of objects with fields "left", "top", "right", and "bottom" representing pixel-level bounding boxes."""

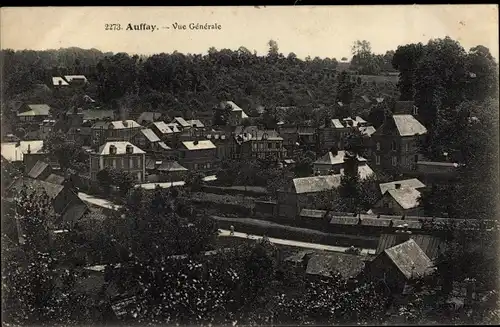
[
  {"left": 96, "top": 166, "right": 135, "bottom": 197},
  {"left": 293, "top": 150, "right": 316, "bottom": 177},
  {"left": 184, "top": 170, "right": 205, "bottom": 192},
  {"left": 43, "top": 131, "right": 88, "bottom": 172}
]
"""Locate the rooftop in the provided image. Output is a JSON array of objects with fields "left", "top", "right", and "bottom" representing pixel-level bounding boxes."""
[
  {"left": 383, "top": 239, "right": 436, "bottom": 280},
  {"left": 181, "top": 140, "right": 216, "bottom": 151},
  {"left": 157, "top": 161, "right": 188, "bottom": 172},
  {"left": 375, "top": 114, "right": 427, "bottom": 137},
  {"left": 172, "top": 117, "right": 190, "bottom": 128},
  {"left": 1, "top": 140, "right": 45, "bottom": 162},
  {"left": 139, "top": 128, "right": 161, "bottom": 143},
  {"left": 96, "top": 142, "right": 146, "bottom": 156},
  {"left": 315, "top": 150, "right": 368, "bottom": 165},
  {"left": 379, "top": 178, "right": 425, "bottom": 195},
  {"left": 386, "top": 187, "right": 422, "bottom": 209},
  {"left": 137, "top": 112, "right": 162, "bottom": 124},
  {"left": 18, "top": 104, "right": 51, "bottom": 117},
  {"left": 52, "top": 77, "right": 69, "bottom": 86},
  {"left": 152, "top": 121, "right": 174, "bottom": 134},
  {"left": 291, "top": 174, "right": 342, "bottom": 194}
]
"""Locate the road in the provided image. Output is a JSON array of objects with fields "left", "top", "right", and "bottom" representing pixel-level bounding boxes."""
[
  {"left": 76, "top": 192, "right": 377, "bottom": 255},
  {"left": 218, "top": 229, "right": 376, "bottom": 255},
  {"left": 78, "top": 192, "right": 122, "bottom": 210}
]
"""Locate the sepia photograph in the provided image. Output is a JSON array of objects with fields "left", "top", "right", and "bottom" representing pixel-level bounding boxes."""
[{"left": 1, "top": 5, "right": 499, "bottom": 326}]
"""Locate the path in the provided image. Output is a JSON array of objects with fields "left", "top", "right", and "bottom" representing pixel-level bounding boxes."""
[{"left": 218, "top": 229, "right": 376, "bottom": 255}]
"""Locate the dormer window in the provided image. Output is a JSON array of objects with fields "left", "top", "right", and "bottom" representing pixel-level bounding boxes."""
[
  {"left": 109, "top": 145, "right": 117, "bottom": 155},
  {"left": 126, "top": 145, "right": 134, "bottom": 154}
]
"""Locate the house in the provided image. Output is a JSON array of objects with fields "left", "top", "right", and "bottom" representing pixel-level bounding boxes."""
[
  {"left": 89, "top": 142, "right": 146, "bottom": 182},
  {"left": 317, "top": 116, "right": 372, "bottom": 151},
  {"left": 277, "top": 174, "right": 342, "bottom": 219},
  {"left": 1, "top": 140, "right": 45, "bottom": 163},
  {"left": 27, "top": 160, "right": 53, "bottom": 180},
  {"left": 150, "top": 121, "right": 175, "bottom": 140},
  {"left": 376, "top": 233, "right": 444, "bottom": 261},
  {"left": 52, "top": 77, "right": 69, "bottom": 87},
  {"left": 364, "top": 239, "right": 436, "bottom": 294},
  {"left": 214, "top": 101, "right": 249, "bottom": 126},
  {"left": 7, "top": 178, "right": 88, "bottom": 231},
  {"left": 379, "top": 178, "right": 425, "bottom": 195},
  {"left": 186, "top": 119, "right": 205, "bottom": 129},
  {"left": 157, "top": 160, "right": 188, "bottom": 182},
  {"left": 131, "top": 128, "right": 174, "bottom": 158},
  {"left": 371, "top": 113, "right": 427, "bottom": 174},
  {"left": 206, "top": 130, "right": 232, "bottom": 160},
  {"left": 305, "top": 253, "right": 366, "bottom": 280},
  {"left": 91, "top": 120, "right": 142, "bottom": 147},
  {"left": 233, "top": 127, "right": 286, "bottom": 161},
  {"left": 136, "top": 112, "right": 163, "bottom": 125},
  {"left": 178, "top": 140, "right": 217, "bottom": 172},
  {"left": 313, "top": 149, "right": 372, "bottom": 176},
  {"left": 64, "top": 75, "right": 88, "bottom": 86},
  {"left": 171, "top": 117, "right": 191, "bottom": 130},
  {"left": 371, "top": 184, "right": 424, "bottom": 216},
  {"left": 39, "top": 119, "right": 57, "bottom": 139},
  {"left": 17, "top": 104, "right": 51, "bottom": 122}
]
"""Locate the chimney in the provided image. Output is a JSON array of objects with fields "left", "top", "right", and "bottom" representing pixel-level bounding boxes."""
[
  {"left": 27, "top": 144, "right": 31, "bottom": 154},
  {"left": 395, "top": 183, "right": 401, "bottom": 189},
  {"left": 343, "top": 150, "right": 358, "bottom": 178},
  {"left": 193, "top": 140, "right": 199, "bottom": 145},
  {"left": 123, "top": 120, "right": 128, "bottom": 128}
]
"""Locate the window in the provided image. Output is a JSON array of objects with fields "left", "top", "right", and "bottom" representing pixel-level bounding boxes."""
[
  {"left": 112, "top": 158, "right": 117, "bottom": 168},
  {"left": 137, "top": 157, "right": 142, "bottom": 169},
  {"left": 194, "top": 163, "right": 198, "bottom": 170},
  {"left": 252, "top": 143, "right": 257, "bottom": 150},
  {"left": 388, "top": 201, "right": 393, "bottom": 208},
  {"left": 391, "top": 141, "right": 397, "bottom": 151},
  {"left": 413, "top": 105, "right": 418, "bottom": 116},
  {"left": 268, "top": 142, "right": 273, "bottom": 149},
  {"left": 375, "top": 155, "right": 380, "bottom": 165},
  {"left": 206, "top": 162, "right": 211, "bottom": 169},
  {"left": 276, "top": 143, "right": 281, "bottom": 149},
  {"left": 392, "top": 156, "right": 397, "bottom": 166},
  {"left": 376, "top": 142, "right": 380, "bottom": 151},
  {"left": 405, "top": 143, "right": 409, "bottom": 153},
  {"left": 129, "top": 157, "right": 134, "bottom": 168}
]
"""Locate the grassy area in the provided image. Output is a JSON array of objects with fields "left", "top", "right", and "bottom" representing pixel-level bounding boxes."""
[{"left": 188, "top": 192, "right": 257, "bottom": 208}]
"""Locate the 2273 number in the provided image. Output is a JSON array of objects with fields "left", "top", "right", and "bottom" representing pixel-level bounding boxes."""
[{"left": 105, "top": 24, "right": 122, "bottom": 31}]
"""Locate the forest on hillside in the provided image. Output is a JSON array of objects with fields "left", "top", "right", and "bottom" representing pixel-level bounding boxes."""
[{"left": 1, "top": 40, "right": 399, "bottom": 123}]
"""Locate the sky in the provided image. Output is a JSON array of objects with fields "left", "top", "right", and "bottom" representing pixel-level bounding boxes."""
[{"left": 1, "top": 5, "right": 498, "bottom": 60}]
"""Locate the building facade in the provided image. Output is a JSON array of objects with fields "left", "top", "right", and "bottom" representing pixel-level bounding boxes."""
[{"left": 89, "top": 142, "right": 146, "bottom": 182}]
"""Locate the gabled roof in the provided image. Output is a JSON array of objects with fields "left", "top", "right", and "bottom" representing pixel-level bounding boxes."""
[
  {"left": 28, "top": 160, "right": 50, "bottom": 179},
  {"left": 299, "top": 209, "right": 328, "bottom": 219},
  {"left": 379, "top": 179, "right": 425, "bottom": 195},
  {"left": 385, "top": 187, "right": 422, "bottom": 210},
  {"left": 18, "top": 104, "right": 51, "bottom": 117},
  {"left": 52, "top": 77, "right": 69, "bottom": 86},
  {"left": 1, "top": 140, "right": 45, "bottom": 162},
  {"left": 139, "top": 128, "right": 160, "bottom": 143},
  {"left": 375, "top": 115, "right": 427, "bottom": 137},
  {"left": 152, "top": 121, "right": 174, "bottom": 134},
  {"left": 9, "top": 178, "right": 64, "bottom": 199},
  {"left": 314, "top": 150, "right": 367, "bottom": 165},
  {"left": 291, "top": 175, "right": 342, "bottom": 194},
  {"left": 172, "top": 117, "right": 190, "bottom": 128},
  {"left": 186, "top": 119, "right": 204, "bottom": 128},
  {"left": 137, "top": 112, "right": 162, "bottom": 124},
  {"left": 377, "top": 234, "right": 444, "bottom": 260},
  {"left": 339, "top": 164, "right": 375, "bottom": 180},
  {"left": 157, "top": 161, "right": 188, "bottom": 172},
  {"left": 359, "top": 126, "right": 376, "bottom": 137},
  {"left": 165, "top": 123, "right": 181, "bottom": 133},
  {"left": 181, "top": 140, "right": 216, "bottom": 151},
  {"left": 61, "top": 202, "right": 89, "bottom": 227},
  {"left": 91, "top": 120, "right": 141, "bottom": 129},
  {"left": 45, "top": 174, "right": 65, "bottom": 185},
  {"left": 96, "top": 142, "right": 146, "bottom": 155},
  {"left": 306, "top": 253, "right": 365, "bottom": 279},
  {"left": 64, "top": 75, "right": 88, "bottom": 83},
  {"left": 383, "top": 239, "right": 435, "bottom": 280}
]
